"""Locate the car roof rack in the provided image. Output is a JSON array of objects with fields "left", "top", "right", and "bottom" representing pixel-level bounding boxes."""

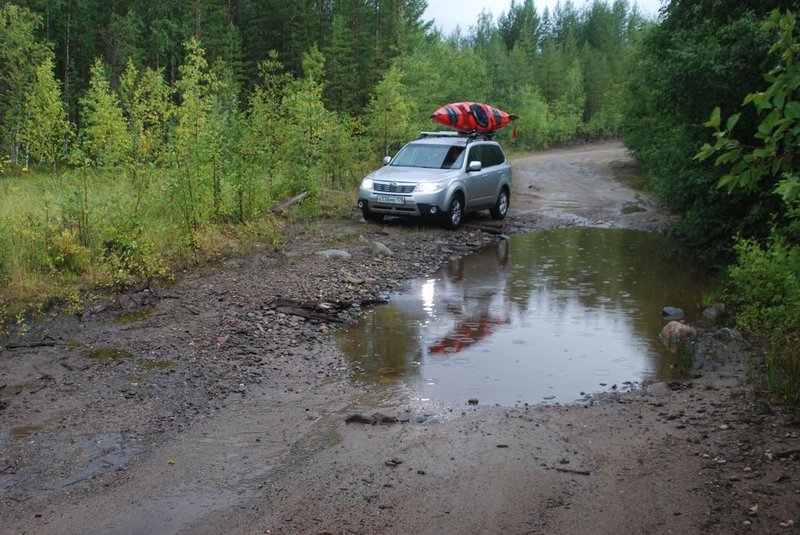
[{"left": 417, "top": 131, "right": 495, "bottom": 142}]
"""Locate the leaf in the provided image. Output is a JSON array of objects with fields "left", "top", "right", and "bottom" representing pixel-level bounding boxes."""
[
  {"left": 785, "top": 101, "right": 800, "bottom": 119},
  {"left": 704, "top": 107, "right": 721, "bottom": 129},
  {"left": 774, "top": 89, "right": 786, "bottom": 110},
  {"left": 725, "top": 113, "right": 741, "bottom": 132}
]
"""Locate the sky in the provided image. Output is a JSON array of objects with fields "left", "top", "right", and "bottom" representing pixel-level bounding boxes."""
[{"left": 423, "top": 0, "right": 665, "bottom": 35}]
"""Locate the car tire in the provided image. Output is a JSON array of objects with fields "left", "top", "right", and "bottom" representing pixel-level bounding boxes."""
[
  {"left": 362, "top": 207, "right": 384, "bottom": 222},
  {"left": 443, "top": 193, "right": 464, "bottom": 230},
  {"left": 490, "top": 187, "right": 509, "bottom": 220}
]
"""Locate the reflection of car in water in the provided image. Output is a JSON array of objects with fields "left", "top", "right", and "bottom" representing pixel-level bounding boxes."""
[
  {"left": 428, "top": 314, "right": 506, "bottom": 354},
  {"left": 426, "top": 239, "right": 511, "bottom": 355}
]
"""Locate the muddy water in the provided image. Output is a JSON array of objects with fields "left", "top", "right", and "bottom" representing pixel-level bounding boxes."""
[{"left": 337, "top": 228, "right": 709, "bottom": 406}]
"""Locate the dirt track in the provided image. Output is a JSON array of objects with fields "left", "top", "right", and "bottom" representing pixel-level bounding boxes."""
[{"left": 1, "top": 142, "right": 797, "bottom": 534}]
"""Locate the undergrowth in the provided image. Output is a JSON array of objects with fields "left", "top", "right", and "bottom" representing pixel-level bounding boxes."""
[
  {"left": 727, "top": 235, "right": 800, "bottom": 407},
  {"left": 0, "top": 168, "right": 343, "bottom": 327}
]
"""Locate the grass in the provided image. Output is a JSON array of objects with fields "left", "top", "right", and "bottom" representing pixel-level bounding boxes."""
[{"left": 0, "top": 164, "right": 356, "bottom": 331}]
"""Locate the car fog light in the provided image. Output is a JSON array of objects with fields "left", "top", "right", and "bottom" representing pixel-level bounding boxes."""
[
  {"left": 357, "top": 200, "right": 364, "bottom": 208},
  {"left": 430, "top": 206, "right": 438, "bottom": 214}
]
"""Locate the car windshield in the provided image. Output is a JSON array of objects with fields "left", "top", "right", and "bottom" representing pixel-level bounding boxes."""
[{"left": 390, "top": 143, "right": 466, "bottom": 169}]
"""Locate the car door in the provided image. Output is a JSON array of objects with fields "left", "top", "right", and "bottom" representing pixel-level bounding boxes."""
[
  {"left": 477, "top": 144, "right": 504, "bottom": 207},
  {"left": 465, "top": 145, "right": 489, "bottom": 207}
]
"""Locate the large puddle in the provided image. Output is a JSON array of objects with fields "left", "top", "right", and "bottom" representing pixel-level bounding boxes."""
[{"left": 337, "top": 228, "right": 710, "bottom": 406}]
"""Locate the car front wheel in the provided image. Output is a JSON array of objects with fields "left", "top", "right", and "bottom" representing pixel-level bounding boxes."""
[
  {"left": 443, "top": 193, "right": 464, "bottom": 230},
  {"left": 490, "top": 188, "right": 509, "bottom": 220}
]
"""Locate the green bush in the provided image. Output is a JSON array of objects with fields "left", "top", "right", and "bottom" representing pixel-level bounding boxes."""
[
  {"left": 728, "top": 235, "right": 800, "bottom": 405},
  {"left": 46, "top": 226, "right": 90, "bottom": 274},
  {"left": 102, "top": 230, "right": 171, "bottom": 290}
]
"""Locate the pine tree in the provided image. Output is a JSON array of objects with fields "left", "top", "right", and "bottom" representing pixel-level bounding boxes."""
[
  {"left": 324, "top": 15, "right": 360, "bottom": 113},
  {"left": 364, "top": 64, "right": 414, "bottom": 157}
]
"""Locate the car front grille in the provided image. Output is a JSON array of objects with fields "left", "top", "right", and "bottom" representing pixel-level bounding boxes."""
[{"left": 374, "top": 182, "right": 416, "bottom": 194}]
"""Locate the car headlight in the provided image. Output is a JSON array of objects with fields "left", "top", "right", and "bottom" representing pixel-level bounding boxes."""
[
  {"left": 361, "top": 178, "right": 374, "bottom": 189},
  {"left": 417, "top": 181, "right": 443, "bottom": 193}
]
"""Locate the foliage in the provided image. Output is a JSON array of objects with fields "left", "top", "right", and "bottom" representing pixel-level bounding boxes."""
[
  {"left": 101, "top": 230, "right": 171, "bottom": 290},
  {"left": 622, "top": 1, "right": 791, "bottom": 259},
  {"left": 692, "top": 10, "right": 800, "bottom": 406},
  {"left": 21, "top": 56, "right": 69, "bottom": 175},
  {"left": 696, "top": 10, "right": 800, "bottom": 214},
  {"left": 45, "top": 226, "right": 91, "bottom": 274},
  {"left": 727, "top": 236, "right": 800, "bottom": 405},
  {"left": 169, "top": 38, "right": 219, "bottom": 236},
  {"left": 364, "top": 64, "right": 415, "bottom": 157},
  {"left": 0, "top": 3, "right": 51, "bottom": 164},
  {"left": 80, "top": 59, "right": 131, "bottom": 167}
]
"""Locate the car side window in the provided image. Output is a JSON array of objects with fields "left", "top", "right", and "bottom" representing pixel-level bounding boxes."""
[
  {"left": 482, "top": 146, "right": 495, "bottom": 167},
  {"left": 468, "top": 146, "right": 482, "bottom": 166},
  {"left": 490, "top": 145, "right": 506, "bottom": 166}
]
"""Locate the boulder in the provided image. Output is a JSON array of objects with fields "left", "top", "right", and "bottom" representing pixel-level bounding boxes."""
[
  {"left": 371, "top": 241, "right": 394, "bottom": 256},
  {"left": 703, "top": 303, "right": 726, "bottom": 321},
  {"left": 659, "top": 320, "right": 698, "bottom": 341},
  {"left": 315, "top": 249, "right": 351, "bottom": 259},
  {"left": 661, "top": 306, "right": 685, "bottom": 320},
  {"left": 712, "top": 327, "right": 742, "bottom": 342}
]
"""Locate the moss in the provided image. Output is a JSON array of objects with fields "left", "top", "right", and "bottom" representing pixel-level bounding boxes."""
[{"left": 82, "top": 347, "right": 134, "bottom": 363}]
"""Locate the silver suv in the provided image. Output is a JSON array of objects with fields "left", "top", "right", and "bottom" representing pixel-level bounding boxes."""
[{"left": 357, "top": 132, "right": 512, "bottom": 229}]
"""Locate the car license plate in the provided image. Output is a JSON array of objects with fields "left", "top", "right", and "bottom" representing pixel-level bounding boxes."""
[{"left": 374, "top": 194, "right": 404, "bottom": 205}]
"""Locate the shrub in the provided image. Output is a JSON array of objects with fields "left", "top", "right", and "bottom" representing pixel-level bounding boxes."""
[
  {"left": 728, "top": 235, "right": 800, "bottom": 405},
  {"left": 46, "top": 226, "right": 90, "bottom": 274},
  {"left": 102, "top": 230, "right": 171, "bottom": 290}
]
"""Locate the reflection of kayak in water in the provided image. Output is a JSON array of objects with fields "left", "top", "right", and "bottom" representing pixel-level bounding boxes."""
[{"left": 428, "top": 314, "right": 506, "bottom": 355}]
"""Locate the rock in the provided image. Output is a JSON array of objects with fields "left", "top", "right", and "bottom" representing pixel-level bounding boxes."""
[
  {"left": 703, "top": 303, "right": 726, "bottom": 321},
  {"left": 315, "top": 249, "right": 351, "bottom": 259},
  {"left": 344, "top": 412, "right": 400, "bottom": 425},
  {"left": 660, "top": 321, "right": 697, "bottom": 341},
  {"left": 661, "top": 306, "right": 685, "bottom": 320},
  {"left": 371, "top": 412, "right": 399, "bottom": 424},
  {"left": 371, "top": 241, "right": 394, "bottom": 256},
  {"left": 343, "top": 274, "right": 364, "bottom": 285},
  {"left": 345, "top": 413, "right": 375, "bottom": 424},
  {"left": 647, "top": 381, "right": 671, "bottom": 395},
  {"left": 712, "top": 327, "right": 742, "bottom": 342}
]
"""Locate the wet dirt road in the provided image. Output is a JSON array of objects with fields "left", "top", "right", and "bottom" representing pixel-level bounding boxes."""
[{"left": 2, "top": 142, "right": 797, "bottom": 534}]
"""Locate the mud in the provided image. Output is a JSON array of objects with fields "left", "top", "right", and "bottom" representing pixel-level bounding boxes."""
[{"left": 1, "top": 141, "right": 797, "bottom": 534}]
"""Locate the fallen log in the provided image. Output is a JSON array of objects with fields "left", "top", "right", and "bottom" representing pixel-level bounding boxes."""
[
  {"left": 272, "top": 191, "right": 310, "bottom": 215},
  {"left": 555, "top": 467, "right": 591, "bottom": 476},
  {"left": 3, "top": 339, "right": 57, "bottom": 349}
]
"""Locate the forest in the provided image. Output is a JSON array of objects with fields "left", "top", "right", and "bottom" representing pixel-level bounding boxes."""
[
  {"left": 0, "top": 0, "right": 644, "bottom": 292},
  {"left": 0, "top": 0, "right": 798, "bottom": 403}
]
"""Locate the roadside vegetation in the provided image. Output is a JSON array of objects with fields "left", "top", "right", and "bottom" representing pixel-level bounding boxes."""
[{"left": 624, "top": 2, "right": 800, "bottom": 406}]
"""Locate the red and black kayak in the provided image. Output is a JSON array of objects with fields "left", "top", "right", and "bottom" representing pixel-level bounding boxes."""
[{"left": 431, "top": 102, "right": 517, "bottom": 133}]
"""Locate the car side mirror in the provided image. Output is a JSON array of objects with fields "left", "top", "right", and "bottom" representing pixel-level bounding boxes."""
[
  {"left": 468, "top": 160, "right": 482, "bottom": 172},
  {"left": 382, "top": 156, "right": 392, "bottom": 166}
]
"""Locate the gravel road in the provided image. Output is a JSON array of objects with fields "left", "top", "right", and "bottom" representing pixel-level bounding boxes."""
[{"left": 1, "top": 141, "right": 797, "bottom": 534}]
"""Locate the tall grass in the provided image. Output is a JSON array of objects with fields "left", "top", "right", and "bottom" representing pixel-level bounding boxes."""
[
  {"left": 0, "top": 164, "right": 350, "bottom": 325},
  {"left": 727, "top": 236, "right": 800, "bottom": 407}
]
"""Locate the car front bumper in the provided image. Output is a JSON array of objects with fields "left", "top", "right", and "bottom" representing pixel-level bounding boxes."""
[{"left": 358, "top": 187, "right": 448, "bottom": 217}]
